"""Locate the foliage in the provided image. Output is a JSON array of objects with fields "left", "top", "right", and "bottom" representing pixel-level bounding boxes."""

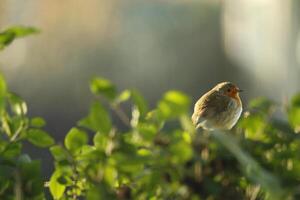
[
  {"left": 47, "top": 78, "right": 300, "bottom": 200},
  {"left": 0, "top": 26, "right": 50, "bottom": 200},
  {"left": 1, "top": 26, "right": 300, "bottom": 200},
  {"left": 0, "top": 75, "right": 53, "bottom": 199},
  {"left": 0, "top": 26, "right": 39, "bottom": 50}
]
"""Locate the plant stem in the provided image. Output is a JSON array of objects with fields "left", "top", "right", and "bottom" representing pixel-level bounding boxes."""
[
  {"left": 14, "top": 170, "right": 23, "bottom": 200},
  {"left": 10, "top": 121, "right": 24, "bottom": 142},
  {"left": 95, "top": 95, "right": 131, "bottom": 128},
  {"left": 111, "top": 103, "right": 131, "bottom": 127}
]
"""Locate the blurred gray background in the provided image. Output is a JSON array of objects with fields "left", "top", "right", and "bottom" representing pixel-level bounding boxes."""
[{"left": 0, "top": 0, "right": 300, "bottom": 177}]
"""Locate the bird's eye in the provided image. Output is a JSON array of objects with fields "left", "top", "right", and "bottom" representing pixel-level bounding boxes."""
[{"left": 227, "top": 88, "right": 231, "bottom": 92}]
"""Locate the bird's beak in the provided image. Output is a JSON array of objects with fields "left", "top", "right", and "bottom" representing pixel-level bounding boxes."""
[{"left": 237, "top": 88, "right": 243, "bottom": 92}]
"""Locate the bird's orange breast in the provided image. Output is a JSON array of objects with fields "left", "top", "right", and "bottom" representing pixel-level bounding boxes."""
[{"left": 228, "top": 92, "right": 242, "bottom": 106}]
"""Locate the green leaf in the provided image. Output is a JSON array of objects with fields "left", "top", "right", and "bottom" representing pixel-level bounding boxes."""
[
  {"left": 50, "top": 145, "right": 69, "bottom": 161},
  {"left": 8, "top": 116, "right": 28, "bottom": 138},
  {"left": 27, "top": 129, "right": 54, "bottom": 148},
  {"left": 76, "top": 145, "right": 96, "bottom": 163},
  {"left": 17, "top": 154, "right": 31, "bottom": 163},
  {"left": 169, "top": 140, "right": 193, "bottom": 164},
  {"left": 131, "top": 90, "right": 148, "bottom": 117},
  {"left": 180, "top": 115, "right": 196, "bottom": 134},
  {"left": 290, "top": 94, "right": 300, "bottom": 107},
  {"left": 19, "top": 160, "right": 44, "bottom": 196},
  {"left": 7, "top": 92, "right": 27, "bottom": 116},
  {"left": 114, "top": 90, "right": 131, "bottom": 104},
  {"left": 169, "top": 131, "right": 193, "bottom": 164},
  {"left": 104, "top": 165, "right": 117, "bottom": 187},
  {"left": 158, "top": 90, "right": 190, "bottom": 119},
  {"left": 64, "top": 128, "right": 88, "bottom": 153},
  {"left": 240, "top": 114, "right": 269, "bottom": 142},
  {"left": 5, "top": 26, "right": 39, "bottom": 37},
  {"left": 1, "top": 142, "right": 22, "bottom": 158},
  {"left": 93, "top": 132, "right": 108, "bottom": 150},
  {"left": 86, "top": 184, "right": 115, "bottom": 200},
  {"left": 1, "top": 113, "right": 12, "bottom": 136},
  {"left": 114, "top": 89, "right": 148, "bottom": 117},
  {"left": 0, "top": 162, "right": 14, "bottom": 178},
  {"left": 90, "top": 77, "right": 116, "bottom": 100},
  {"left": 288, "top": 108, "right": 300, "bottom": 133},
  {"left": 78, "top": 101, "right": 111, "bottom": 133},
  {"left": 0, "top": 26, "right": 39, "bottom": 50},
  {"left": 288, "top": 94, "right": 300, "bottom": 132},
  {"left": 249, "top": 97, "right": 274, "bottom": 114},
  {"left": 137, "top": 123, "right": 157, "bottom": 141},
  {"left": 0, "top": 73, "right": 7, "bottom": 114},
  {"left": 0, "top": 31, "right": 14, "bottom": 49},
  {"left": 49, "top": 170, "right": 66, "bottom": 199},
  {"left": 112, "top": 153, "right": 146, "bottom": 173},
  {"left": 30, "top": 117, "right": 46, "bottom": 128}
]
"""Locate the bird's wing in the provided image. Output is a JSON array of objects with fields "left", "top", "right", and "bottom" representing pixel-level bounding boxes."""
[{"left": 192, "top": 91, "right": 231, "bottom": 127}]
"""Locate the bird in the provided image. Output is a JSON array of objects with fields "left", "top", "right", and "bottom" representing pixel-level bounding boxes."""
[{"left": 192, "top": 82, "right": 243, "bottom": 131}]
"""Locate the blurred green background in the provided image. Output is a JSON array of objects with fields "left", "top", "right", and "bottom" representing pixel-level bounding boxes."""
[{"left": 0, "top": 0, "right": 300, "bottom": 177}]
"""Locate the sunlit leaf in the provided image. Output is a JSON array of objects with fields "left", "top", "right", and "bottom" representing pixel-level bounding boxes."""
[
  {"left": 7, "top": 92, "right": 27, "bottom": 116},
  {"left": 114, "top": 90, "right": 131, "bottom": 104},
  {"left": 180, "top": 115, "right": 196, "bottom": 134},
  {"left": 93, "top": 132, "right": 108, "bottom": 150},
  {"left": 1, "top": 113, "right": 12, "bottom": 136},
  {"left": 50, "top": 145, "right": 69, "bottom": 161},
  {"left": 290, "top": 94, "right": 300, "bottom": 107},
  {"left": 0, "top": 73, "right": 7, "bottom": 114},
  {"left": 158, "top": 90, "right": 190, "bottom": 119},
  {"left": 288, "top": 94, "right": 300, "bottom": 132},
  {"left": 288, "top": 108, "right": 300, "bottom": 133},
  {"left": 1, "top": 142, "right": 22, "bottom": 158},
  {"left": 27, "top": 129, "right": 54, "bottom": 148},
  {"left": 130, "top": 90, "right": 148, "bottom": 117},
  {"left": 90, "top": 77, "right": 116, "bottom": 100},
  {"left": 137, "top": 148, "right": 152, "bottom": 156},
  {"left": 3, "top": 26, "right": 39, "bottom": 37},
  {"left": 114, "top": 89, "right": 148, "bottom": 117},
  {"left": 78, "top": 101, "right": 111, "bottom": 133},
  {"left": 30, "top": 117, "right": 46, "bottom": 128},
  {"left": 249, "top": 97, "right": 274, "bottom": 114},
  {"left": 137, "top": 123, "right": 157, "bottom": 141},
  {"left": 49, "top": 170, "right": 66, "bottom": 199},
  {"left": 169, "top": 140, "right": 193, "bottom": 164},
  {"left": 0, "top": 26, "right": 39, "bottom": 50},
  {"left": 64, "top": 128, "right": 88, "bottom": 153},
  {"left": 104, "top": 165, "right": 117, "bottom": 187},
  {"left": 240, "top": 114, "right": 269, "bottom": 142}
]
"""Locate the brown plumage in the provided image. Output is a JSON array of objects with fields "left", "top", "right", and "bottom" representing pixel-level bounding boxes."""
[{"left": 192, "top": 82, "right": 243, "bottom": 130}]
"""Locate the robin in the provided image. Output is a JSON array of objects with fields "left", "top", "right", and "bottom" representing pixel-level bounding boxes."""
[{"left": 192, "top": 82, "right": 243, "bottom": 130}]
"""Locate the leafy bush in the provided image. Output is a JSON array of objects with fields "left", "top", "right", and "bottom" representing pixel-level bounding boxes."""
[{"left": 1, "top": 26, "right": 300, "bottom": 200}]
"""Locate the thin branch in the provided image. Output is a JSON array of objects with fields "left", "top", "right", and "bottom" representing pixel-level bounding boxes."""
[
  {"left": 0, "top": 121, "right": 25, "bottom": 155},
  {"left": 10, "top": 121, "right": 24, "bottom": 142},
  {"left": 95, "top": 95, "right": 131, "bottom": 128},
  {"left": 111, "top": 103, "right": 131, "bottom": 128},
  {"left": 14, "top": 170, "right": 23, "bottom": 200}
]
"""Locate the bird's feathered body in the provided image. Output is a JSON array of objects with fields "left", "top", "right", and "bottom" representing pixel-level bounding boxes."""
[{"left": 192, "top": 82, "right": 242, "bottom": 130}]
